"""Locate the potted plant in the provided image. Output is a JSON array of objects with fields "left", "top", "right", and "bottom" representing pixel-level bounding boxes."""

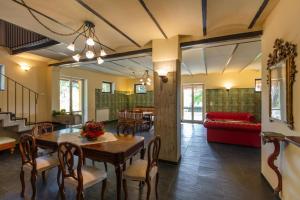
[{"left": 81, "top": 121, "right": 105, "bottom": 141}]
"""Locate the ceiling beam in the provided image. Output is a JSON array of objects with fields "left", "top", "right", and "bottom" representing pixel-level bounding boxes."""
[
  {"left": 12, "top": 39, "right": 59, "bottom": 54},
  {"left": 138, "top": 0, "right": 167, "bottom": 39},
  {"left": 202, "top": 0, "right": 207, "bottom": 36},
  {"left": 248, "top": 0, "right": 269, "bottom": 29},
  {"left": 222, "top": 44, "right": 238, "bottom": 74},
  {"left": 181, "top": 31, "right": 262, "bottom": 48},
  {"left": 50, "top": 48, "right": 152, "bottom": 66},
  {"left": 239, "top": 53, "right": 262, "bottom": 73},
  {"left": 11, "top": 0, "right": 115, "bottom": 52},
  {"left": 74, "top": 0, "right": 141, "bottom": 47}
]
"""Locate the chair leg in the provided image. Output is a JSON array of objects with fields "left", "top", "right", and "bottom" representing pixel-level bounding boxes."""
[
  {"left": 146, "top": 179, "right": 151, "bottom": 200},
  {"left": 104, "top": 162, "right": 108, "bottom": 172},
  {"left": 30, "top": 170, "right": 37, "bottom": 200},
  {"left": 101, "top": 178, "right": 107, "bottom": 200},
  {"left": 155, "top": 173, "right": 159, "bottom": 199},
  {"left": 76, "top": 186, "right": 84, "bottom": 200},
  {"left": 122, "top": 179, "right": 128, "bottom": 200},
  {"left": 92, "top": 160, "right": 95, "bottom": 166},
  {"left": 42, "top": 171, "right": 46, "bottom": 183},
  {"left": 20, "top": 168, "right": 25, "bottom": 197}
]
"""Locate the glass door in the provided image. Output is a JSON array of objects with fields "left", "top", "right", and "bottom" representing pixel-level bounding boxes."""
[
  {"left": 182, "top": 84, "right": 204, "bottom": 122},
  {"left": 60, "top": 78, "right": 83, "bottom": 115}
]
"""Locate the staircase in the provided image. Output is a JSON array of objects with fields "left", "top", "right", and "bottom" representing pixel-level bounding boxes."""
[{"left": 0, "top": 73, "right": 38, "bottom": 133}]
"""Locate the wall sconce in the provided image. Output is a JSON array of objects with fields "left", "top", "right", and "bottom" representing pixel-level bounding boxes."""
[
  {"left": 157, "top": 69, "right": 168, "bottom": 83},
  {"left": 19, "top": 63, "right": 31, "bottom": 71},
  {"left": 224, "top": 83, "right": 232, "bottom": 92}
]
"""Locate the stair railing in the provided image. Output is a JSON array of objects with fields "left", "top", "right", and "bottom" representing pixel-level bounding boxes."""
[{"left": 0, "top": 72, "right": 38, "bottom": 125}]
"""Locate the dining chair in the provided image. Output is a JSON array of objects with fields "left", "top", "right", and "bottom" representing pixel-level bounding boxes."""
[
  {"left": 19, "top": 134, "right": 59, "bottom": 200},
  {"left": 32, "top": 123, "right": 55, "bottom": 156},
  {"left": 123, "top": 136, "right": 161, "bottom": 200},
  {"left": 57, "top": 142, "right": 107, "bottom": 200}
]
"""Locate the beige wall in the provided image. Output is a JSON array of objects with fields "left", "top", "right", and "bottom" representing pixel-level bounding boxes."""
[
  {"left": 0, "top": 47, "right": 52, "bottom": 122},
  {"left": 181, "top": 70, "right": 261, "bottom": 89},
  {"left": 54, "top": 67, "right": 131, "bottom": 121},
  {"left": 261, "top": 0, "right": 300, "bottom": 199}
]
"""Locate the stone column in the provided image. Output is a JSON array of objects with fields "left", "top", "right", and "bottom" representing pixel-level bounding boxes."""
[{"left": 152, "top": 36, "right": 181, "bottom": 163}]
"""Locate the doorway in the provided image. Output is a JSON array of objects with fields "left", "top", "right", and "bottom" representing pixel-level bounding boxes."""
[
  {"left": 182, "top": 84, "right": 204, "bottom": 123},
  {"left": 59, "top": 78, "right": 84, "bottom": 116}
]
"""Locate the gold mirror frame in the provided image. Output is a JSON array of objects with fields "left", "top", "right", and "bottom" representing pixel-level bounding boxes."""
[{"left": 267, "top": 39, "right": 297, "bottom": 129}]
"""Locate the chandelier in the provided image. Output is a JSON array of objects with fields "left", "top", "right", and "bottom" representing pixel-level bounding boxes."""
[
  {"left": 139, "top": 70, "right": 152, "bottom": 86},
  {"left": 67, "top": 21, "right": 107, "bottom": 64},
  {"left": 21, "top": 0, "right": 107, "bottom": 64}
]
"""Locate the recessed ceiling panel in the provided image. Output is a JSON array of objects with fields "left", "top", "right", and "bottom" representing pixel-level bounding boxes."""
[
  {"left": 143, "top": 0, "right": 203, "bottom": 37},
  {"left": 225, "top": 41, "right": 261, "bottom": 72},
  {"left": 207, "top": 0, "right": 263, "bottom": 35},
  {"left": 205, "top": 45, "right": 236, "bottom": 73},
  {"left": 182, "top": 48, "right": 206, "bottom": 75}
]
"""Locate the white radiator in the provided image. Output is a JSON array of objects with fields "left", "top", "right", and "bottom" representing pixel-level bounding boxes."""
[{"left": 96, "top": 108, "right": 109, "bottom": 122}]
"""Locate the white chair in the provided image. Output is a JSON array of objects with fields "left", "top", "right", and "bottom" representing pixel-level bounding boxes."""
[
  {"left": 57, "top": 142, "right": 107, "bottom": 200},
  {"left": 19, "top": 134, "right": 59, "bottom": 200},
  {"left": 123, "top": 136, "right": 161, "bottom": 200}
]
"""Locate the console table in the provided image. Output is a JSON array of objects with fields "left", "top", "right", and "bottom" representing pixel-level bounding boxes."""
[{"left": 262, "top": 132, "right": 300, "bottom": 195}]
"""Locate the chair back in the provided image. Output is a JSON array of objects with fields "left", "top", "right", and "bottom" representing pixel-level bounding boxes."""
[
  {"left": 133, "top": 111, "right": 143, "bottom": 121},
  {"left": 19, "top": 134, "right": 37, "bottom": 168},
  {"left": 32, "top": 123, "right": 54, "bottom": 137},
  {"left": 146, "top": 136, "right": 161, "bottom": 179},
  {"left": 57, "top": 142, "right": 83, "bottom": 184}
]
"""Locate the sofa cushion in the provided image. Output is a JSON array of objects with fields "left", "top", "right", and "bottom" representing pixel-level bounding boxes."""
[
  {"left": 204, "top": 120, "right": 261, "bottom": 132},
  {"left": 206, "top": 112, "right": 255, "bottom": 122}
]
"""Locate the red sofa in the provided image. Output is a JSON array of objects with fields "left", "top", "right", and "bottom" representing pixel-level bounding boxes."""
[{"left": 203, "top": 112, "right": 261, "bottom": 148}]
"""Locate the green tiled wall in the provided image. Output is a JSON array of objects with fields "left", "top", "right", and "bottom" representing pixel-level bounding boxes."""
[
  {"left": 95, "top": 89, "right": 154, "bottom": 121},
  {"left": 128, "top": 91, "right": 154, "bottom": 109},
  {"left": 206, "top": 88, "right": 261, "bottom": 122}
]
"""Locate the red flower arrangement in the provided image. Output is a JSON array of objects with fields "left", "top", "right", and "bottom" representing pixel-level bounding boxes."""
[{"left": 81, "top": 121, "right": 105, "bottom": 141}]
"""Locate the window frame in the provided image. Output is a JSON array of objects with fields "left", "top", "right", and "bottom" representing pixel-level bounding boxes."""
[
  {"left": 102, "top": 81, "right": 112, "bottom": 93},
  {"left": 134, "top": 84, "right": 147, "bottom": 94}
]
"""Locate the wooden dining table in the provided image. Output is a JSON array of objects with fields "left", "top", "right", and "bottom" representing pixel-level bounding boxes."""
[{"left": 35, "top": 128, "right": 145, "bottom": 200}]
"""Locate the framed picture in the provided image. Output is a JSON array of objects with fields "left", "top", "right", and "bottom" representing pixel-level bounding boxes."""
[
  {"left": 255, "top": 79, "right": 262, "bottom": 92},
  {"left": 134, "top": 84, "right": 147, "bottom": 94}
]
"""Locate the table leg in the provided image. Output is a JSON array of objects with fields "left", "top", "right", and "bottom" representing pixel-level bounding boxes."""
[
  {"left": 140, "top": 148, "right": 146, "bottom": 159},
  {"left": 115, "top": 164, "right": 123, "bottom": 200},
  {"left": 267, "top": 139, "right": 282, "bottom": 194}
]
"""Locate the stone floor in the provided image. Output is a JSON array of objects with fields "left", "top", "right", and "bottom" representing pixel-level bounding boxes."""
[{"left": 0, "top": 123, "right": 276, "bottom": 200}]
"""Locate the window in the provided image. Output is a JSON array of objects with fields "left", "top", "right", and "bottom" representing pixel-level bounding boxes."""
[
  {"left": 60, "top": 78, "right": 83, "bottom": 114},
  {"left": 102, "top": 81, "right": 112, "bottom": 93},
  {"left": 0, "top": 65, "right": 5, "bottom": 90},
  {"left": 135, "top": 84, "right": 147, "bottom": 94}
]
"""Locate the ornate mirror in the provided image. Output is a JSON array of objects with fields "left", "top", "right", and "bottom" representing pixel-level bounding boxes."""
[{"left": 267, "top": 39, "right": 297, "bottom": 129}]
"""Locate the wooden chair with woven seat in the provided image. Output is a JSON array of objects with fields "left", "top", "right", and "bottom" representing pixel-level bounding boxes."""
[
  {"left": 19, "top": 134, "right": 59, "bottom": 200},
  {"left": 123, "top": 135, "right": 161, "bottom": 200},
  {"left": 57, "top": 142, "right": 107, "bottom": 200},
  {"left": 32, "top": 123, "right": 55, "bottom": 156},
  {"left": 117, "top": 110, "right": 136, "bottom": 135}
]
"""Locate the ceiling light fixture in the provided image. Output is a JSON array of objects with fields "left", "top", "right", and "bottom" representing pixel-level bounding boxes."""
[
  {"left": 67, "top": 21, "right": 106, "bottom": 63},
  {"left": 21, "top": 1, "right": 107, "bottom": 64},
  {"left": 138, "top": 70, "right": 152, "bottom": 86}
]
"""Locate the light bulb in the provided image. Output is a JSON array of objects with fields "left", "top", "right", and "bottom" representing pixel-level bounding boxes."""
[
  {"left": 100, "top": 49, "right": 107, "bottom": 56},
  {"left": 86, "top": 37, "right": 95, "bottom": 46},
  {"left": 72, "top": 54, "right": 80, "bottom": 62},
  {"left": 146, "top": 81, "right": 151, "bottom": 86},
  {"left": 67, "top": 43, "right": 75, "bottom": 51},
  {"left": 97, "top": 57, "right": 104, "bottom": 65},
  {"left": 147, "top": 78, "right": 151, "bottom": 82},
  {"left": 140, "top": 79, "right": 143, "bottom": 82},
  {"left": 85, "top": 50, "right": 94, "bottom": 59}
]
